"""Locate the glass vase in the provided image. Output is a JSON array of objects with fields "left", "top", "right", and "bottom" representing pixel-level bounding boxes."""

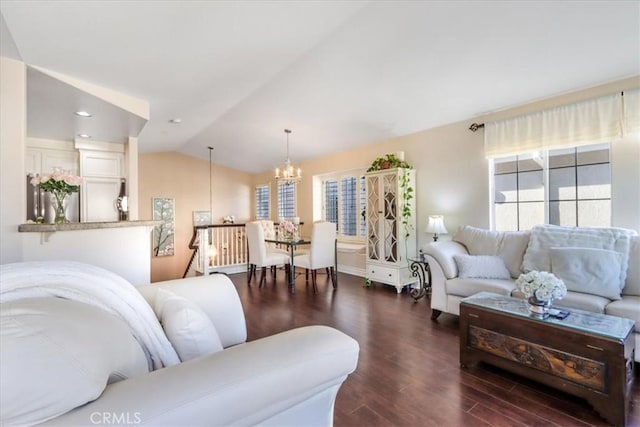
[
  {"left": 50, "top": 192, "right": 69, "bottom": 224},
  {"left": 527, "top": 295, "right": 552, "bottom": 318}
]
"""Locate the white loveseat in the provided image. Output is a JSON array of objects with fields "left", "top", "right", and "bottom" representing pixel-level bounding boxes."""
[
  {"left": 0, "top": 261, "right": 359, "bottom": 426},
  {"left": 424, "top": 225, "right": 639, "bottom": 362}
]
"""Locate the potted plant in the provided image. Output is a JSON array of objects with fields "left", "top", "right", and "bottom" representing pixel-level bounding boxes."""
[{"left": 366, "top": 153, "right": 411, "bottom": 172}]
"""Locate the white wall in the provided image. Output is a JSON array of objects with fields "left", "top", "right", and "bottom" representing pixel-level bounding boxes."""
[
  {"left": 0, "top": 57, "right": 26, "bottom": 263},
  {"left": 611, "top": 133, "right": 640, "bottom": 231},
  {"left": 21, "top": 226, "right": 154, "bottom": 285}
]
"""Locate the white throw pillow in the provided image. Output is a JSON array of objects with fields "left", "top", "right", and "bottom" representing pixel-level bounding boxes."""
[
  {"left": 0, "top": 298, "right": 148, "bottom": 427},
  {"left": 453, "top": 255, "right": 511, "bottom": 280},
  {"left": 453, "top": 225, "right": 529, "bottom": 278},
  {"left": 550, "top": 247, "right": 623, "bottom": 300},
  {"left": 154, "top": 288, "right": 223, "bottom": 362}
]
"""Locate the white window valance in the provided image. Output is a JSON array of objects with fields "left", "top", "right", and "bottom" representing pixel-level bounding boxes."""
[
  {"left": 484, "top": 93, "right": 624, "bottom": 158},
  {"left": 623, "top": 89, "right": 640, "bottom": 135}
]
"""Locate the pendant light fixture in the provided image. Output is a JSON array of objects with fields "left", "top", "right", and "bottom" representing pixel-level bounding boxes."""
[{"left": 274, "top": 129, "right": 301, "bottom": 185}]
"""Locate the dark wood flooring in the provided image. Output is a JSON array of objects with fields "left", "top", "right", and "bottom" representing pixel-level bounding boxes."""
[{"left": 226, "top": 270, "right": 639, "bottom": 427}]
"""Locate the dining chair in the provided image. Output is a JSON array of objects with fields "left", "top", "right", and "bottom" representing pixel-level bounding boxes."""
[
  {"left": 293, "top": 221, "right": 337, "bottom": 293},
  {"left": 246, "top": 222, "right": 290, "bottom": 287},
  {"left": 256, "top": 220, "right": 289, "bottom": 256}
]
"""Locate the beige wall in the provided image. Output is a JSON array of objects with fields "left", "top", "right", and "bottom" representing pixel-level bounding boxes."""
[
  {"left": 252, "top": 77, "right": 640, "bottom": 253},
  {"left": 139, "top": 152, "right": 252, "bottom": 282},
  {"left": 253, "top": 119, "right": 488, "bottom": 250}
]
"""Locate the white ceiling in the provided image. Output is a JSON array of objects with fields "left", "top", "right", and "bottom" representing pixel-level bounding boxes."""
[{"left": 1, "top": 1, "right": 639, "bottom": 174}]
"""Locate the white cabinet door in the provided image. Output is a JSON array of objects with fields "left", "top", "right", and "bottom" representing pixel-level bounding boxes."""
[
  {"left": 79, "top": 149, "right": 124, "bottom": 222},
  {"left": 82, "top": 178, "right": 121, "bottom": 222}
]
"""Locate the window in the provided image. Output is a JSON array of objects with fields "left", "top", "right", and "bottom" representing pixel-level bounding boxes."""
[
  {"left": 277, "top": 182, "right": 296, "bottom": 219},
  {"left": 492, "top": 143, "right": 611, "bottom": 231},
  {"left": 321, "top": 171, "right": 366, "bottom": 240},
  {"left": 255, "top": 184, "right": 270, "bottom": 220}
]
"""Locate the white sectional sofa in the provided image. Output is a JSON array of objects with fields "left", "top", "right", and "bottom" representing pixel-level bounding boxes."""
[
  {"left": 424, "top": 224, "right": 639, "bottom": 362},
  {"left": 0, "top": 261, "right": 359, "bottom": 426}
]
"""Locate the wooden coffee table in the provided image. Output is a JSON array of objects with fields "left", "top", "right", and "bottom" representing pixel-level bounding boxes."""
[{"left": 460, "top": 292, "right": 635, "bottom": 426}]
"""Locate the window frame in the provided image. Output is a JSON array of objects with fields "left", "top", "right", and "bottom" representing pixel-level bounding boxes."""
[
  {"left": 320, "top": 169, "right": 366, "bottom": 242},
  {"left": 490, "top": 143, "right": 612, "bottom": 231},
  {"left": 254, "top": 184, "right": 270, "bottom": 220},
  {"left": 277, "top": 181, "right": 297, "bottom": 220}
]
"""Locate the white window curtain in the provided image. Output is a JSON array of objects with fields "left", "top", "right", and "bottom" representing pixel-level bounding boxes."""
[
  {"left": 484, "top": 93, "right": 623, "bottom": 158},
  {"left": 623, "top": 89, "right": 640, "bottom": 135}
]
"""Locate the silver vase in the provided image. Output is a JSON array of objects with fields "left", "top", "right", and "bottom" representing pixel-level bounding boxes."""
[{"left": 527, "top": 295, "right": 552, "bottom": 318}]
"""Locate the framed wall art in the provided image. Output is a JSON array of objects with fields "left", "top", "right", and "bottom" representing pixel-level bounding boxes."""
[{"left": 153, "top": 197, "right": 175, "bottom": 257}]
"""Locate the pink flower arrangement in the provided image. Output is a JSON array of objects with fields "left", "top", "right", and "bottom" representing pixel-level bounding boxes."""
[
  {"left": 30, "top": 170, "right": 82, "bottom": 195},
  {"left": 279, "top": 219, "right": 295, "bottom": 234}
]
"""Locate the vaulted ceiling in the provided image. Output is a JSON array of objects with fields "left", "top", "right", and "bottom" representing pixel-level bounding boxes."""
[{"left": 2, "top": 1, "right": 639, "bottom": 173}]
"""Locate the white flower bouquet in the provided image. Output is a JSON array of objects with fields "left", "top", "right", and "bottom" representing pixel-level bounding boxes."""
[{"left": 516, "top": 271, "right": 567, "bottom": 301}]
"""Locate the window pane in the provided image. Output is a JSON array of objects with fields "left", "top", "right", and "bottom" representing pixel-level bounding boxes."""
[
  {"left": 324, "top": 180, "right": 338, "bottom": 224},
  {"left": 549, "top": 201, "right": 576, "bottom": 227},
  {"left": 255, "top": 185, "right": 269, "bottom": 220},
  {"left": 577, "top": 143, "right": 609, "bottom": 165},
  {"left": 494, "top": 173, "right": 517, "bottom": 203},
  {"left": 494, "top": 156, "right": 517, "bottom": 174},
  {"left": 549, "top": 168, "right": 576, "bottom": 201},
  {"left": 519, "top": 202, "right": 544, "bottom": 230},
  {"left": 517, "top": 153, "right": 543, "bottom": 172},
  {"left": 549, "top": 147, "right": 575, "bottom": 168},
  {"left": 518, "top": 170, "right": 544, "bottom": 202},
  {"left": 494, "top": 203, "right": 518, "bottom": 231},
  {"left": 578, "top": 200, "right": 611, "bottom": 227},
  {"left": 341, "top": 177, "right": 357, "bottom": 236},
  {"left": 577, "top": 164, "right": 611, "bottom": 199},
  {"left": 277, "top": 182, "right": 295, "bottom": 219}
]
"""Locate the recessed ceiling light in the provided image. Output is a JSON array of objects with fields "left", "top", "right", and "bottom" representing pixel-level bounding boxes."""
[
  {"left": 77, "top": 133, "right": 92, "bottom": 139},
  {"left": 169, "top": 118, "right": 182, "bottom": 124},
  {"left": 74, "top": 111, "right": 92, "bottom": 117}
]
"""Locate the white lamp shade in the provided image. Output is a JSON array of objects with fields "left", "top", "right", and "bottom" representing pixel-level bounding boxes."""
[{"left": 425, "top": 215, "right": 448, "bottom": 235}]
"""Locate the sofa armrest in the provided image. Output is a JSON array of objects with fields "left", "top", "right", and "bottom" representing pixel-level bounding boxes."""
[
  {"left": 42, "top": 326, "right": 359, "bottom": 427},
  {"left": 137, "top": 275, "right": 246, "bottom": 348},
  {"left": 423, "top": 241, "right": 468, "bottom": 279}
]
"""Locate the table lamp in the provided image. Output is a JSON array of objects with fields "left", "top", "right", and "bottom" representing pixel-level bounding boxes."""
[{"left": 426, "top": 215, "right": 448, "bottom": 241}]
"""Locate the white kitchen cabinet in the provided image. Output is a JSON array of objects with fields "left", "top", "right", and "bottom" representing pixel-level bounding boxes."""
[{"left": 365, "top": 168, "right": 417, "bottom": 293}]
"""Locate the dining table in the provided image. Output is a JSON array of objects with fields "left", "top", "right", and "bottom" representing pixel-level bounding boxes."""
[{"left": 264, "top": 237, "right": 338, "bottom": 294}]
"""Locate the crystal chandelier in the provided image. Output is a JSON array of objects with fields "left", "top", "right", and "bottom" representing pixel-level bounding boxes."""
[{"left": 274, "top": 129, "right": 301, "bottom": 184}]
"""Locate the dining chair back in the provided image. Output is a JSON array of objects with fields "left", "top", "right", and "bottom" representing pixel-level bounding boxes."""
[
  {"left": 293, "top": 221, "right": 337, "bottom": 293},
  {"left": 246, "top": 221, "right": 289, "bottom": 287}
]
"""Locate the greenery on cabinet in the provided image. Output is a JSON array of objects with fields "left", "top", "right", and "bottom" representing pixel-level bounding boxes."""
[
  {"left": 399, "top": 170, "right": 414, "bottom": 238},
  {"left": 366, "top": 153, "right": 411, "bottom": 172}
]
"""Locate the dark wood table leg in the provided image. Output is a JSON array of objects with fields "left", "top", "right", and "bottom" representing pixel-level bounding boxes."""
[{"left": 289, "top": 243, "right": 295, "bottom": 293}]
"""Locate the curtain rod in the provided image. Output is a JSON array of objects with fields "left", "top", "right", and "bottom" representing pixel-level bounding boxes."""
[{"left": 468, "top": 123, "right": 484, "bottom": 132}]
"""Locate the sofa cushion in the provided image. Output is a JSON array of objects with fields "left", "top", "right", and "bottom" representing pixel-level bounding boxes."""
[
  {"left": 0, "top": 298, "right": 148, "bottom": 426},
  {"left": 554, "top": 291, "right": 610, "bottom": 314},
  {"left": 550, "top": 247, "right": 623, "bottom": 300},
  {"left": 154, "top": 289, "right": 223, "bottom": 362},
  {"left": 454, "top": 255, "right": 511, "bottom": 280},
  {"left": 446, "top": 277, "right": 516, "bottom": 298},
  {"left": 523, "top": 224, "right": 636, "bottom": 291},
  {"left": 606, "top": 296, "right": 640, "bottom": 330},
  {"left": 453, "top": 225, "right": 529, "bottom": 278}
]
